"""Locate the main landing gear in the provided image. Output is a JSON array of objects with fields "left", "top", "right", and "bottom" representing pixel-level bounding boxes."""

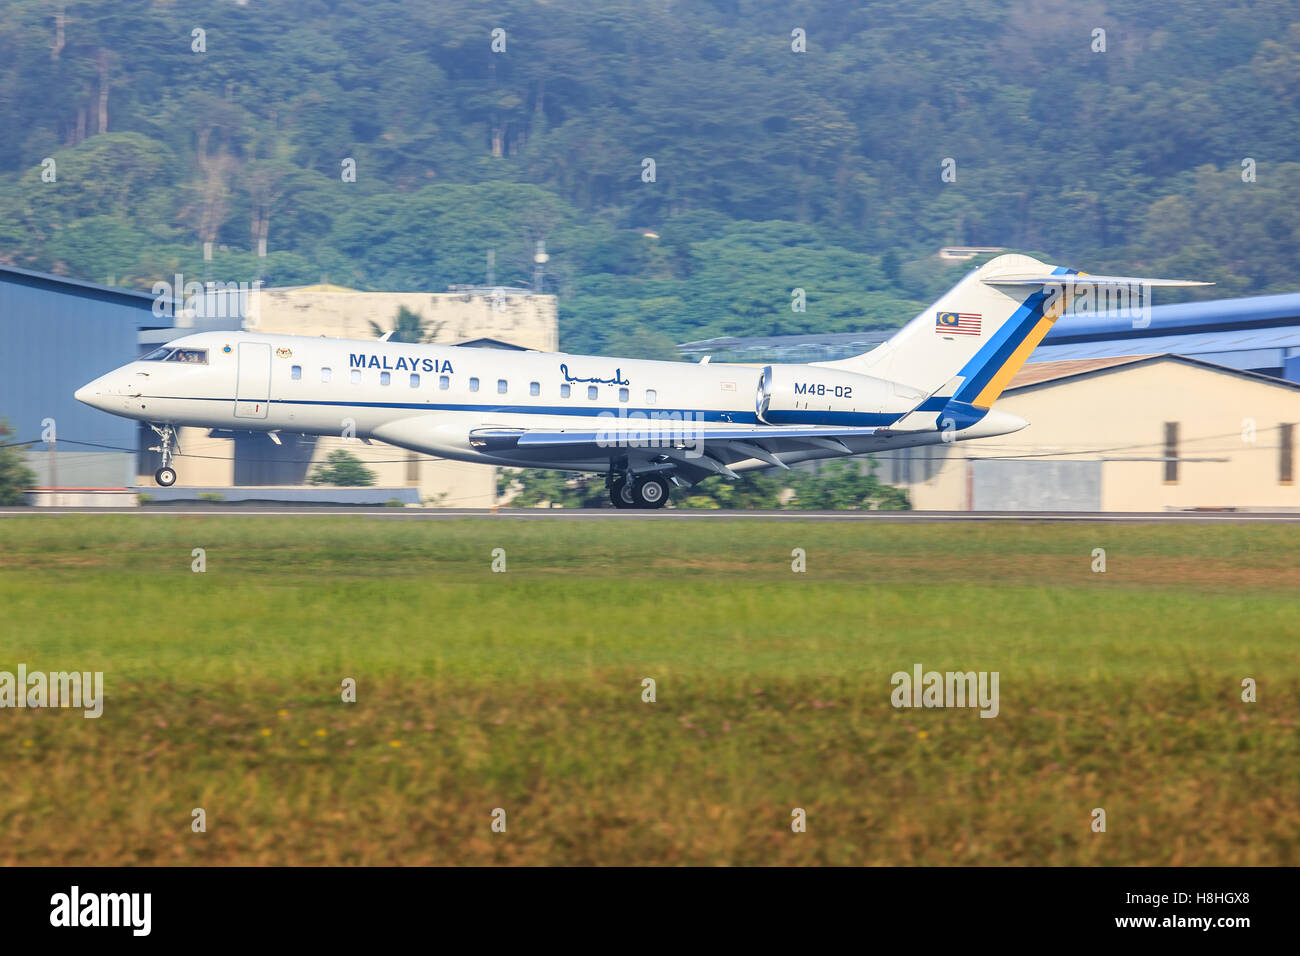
[
  {"left": 609, "top": 473, "right": 671, "bottom": 510},
  {"left": 148, "top": 423, "right": 179, "bottom": 487}
]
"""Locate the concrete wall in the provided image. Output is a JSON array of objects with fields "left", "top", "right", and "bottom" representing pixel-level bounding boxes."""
[
  {"left": 244, "top": 286, "right": 558, "bottom": 352},
  {"left": 23, "top": 450, "right": 135, "bottom": 488}
]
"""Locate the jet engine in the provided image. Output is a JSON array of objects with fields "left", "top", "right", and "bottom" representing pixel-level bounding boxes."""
[{"left": 755, "top": 365, "right": 920, "bottom": 426}]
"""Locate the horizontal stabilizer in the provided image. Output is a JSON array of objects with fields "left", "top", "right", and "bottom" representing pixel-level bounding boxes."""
[{"left": 983, "top": 274, "right": 1212, "bottom": 288}]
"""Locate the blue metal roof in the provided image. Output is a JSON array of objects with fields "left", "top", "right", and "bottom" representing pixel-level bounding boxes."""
[
  {"left": 1032, "top": 291, "right": 1300, "bottom": 380},
  {"left": 1032, "top": 325, "right": 1300, "bottom": 373},
  {"left": 0, "top": 263, "right": 169, "bottom": 312},
  {"left": 1043, "top": 291, "right": 1300, "bottom": 341}
]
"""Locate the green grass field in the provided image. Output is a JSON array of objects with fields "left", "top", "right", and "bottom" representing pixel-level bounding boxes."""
[{"left": 1, "top": 515, "right": 1297, "bottom": 865}]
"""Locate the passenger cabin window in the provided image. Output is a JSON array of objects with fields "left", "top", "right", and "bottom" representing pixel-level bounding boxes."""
[
  {"left": 351, "top": 369, "right": 361, "bottom": 384},
  {"left": 619, "top": 388, "right": 629, "bottom": 403},
  {"left": 529, "top": 382, "right": 540, "bottom": 396},
  {"left": 469, "top": 377, "right": 480, "bottom": 392},
  {"left": 587, "top": 385, "right": 598, "bottom": 400},
  {"left": 497, "top": 379, "right": 508, "bottom": 394},
  {"left": 646, "top": 389, "right": 657, "bottom": 405},
  {"left": 410, "top": 373, "right": 420, "bottom": 388},
  {"left": 439, "top": 375, "right": 449, "bottom": 390},
  {"left": 561, "top": 384, "right": 571, "bottom": 398},
  {"left": 380, "top": 371, "right": 391, "bottom": 386},
  {"left": 321, "top": 367, "right": 331, "bottom": 383},
  {"left": 291, "top": 365, "right": 302, "bottom": 380}
]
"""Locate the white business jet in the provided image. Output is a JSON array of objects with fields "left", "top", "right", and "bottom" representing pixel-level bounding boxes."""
[{"left": 75, "top": 254, "right": 1208, "bottom": 508}]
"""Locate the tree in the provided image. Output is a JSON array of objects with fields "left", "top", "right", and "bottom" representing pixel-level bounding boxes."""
[
  {"left": 0, "top": 419, "right": 36, "bottom": 504},
  {"left": 366, "top": 306, "right": 447, "bottom": 343},
  {"left": 497, "top": 469, "right": 608, "bottom": 507},
  {"left": 787, "top": 458, "right": 910, "bottom": 510},
  {"left": 0, "top": 0, "right": 1283, "bottom": 342},
  {"left": 675, "top": 471, "right": 785, "bottom": 509},
  {"left": 307, "top": 450, "right": 377, "bottom": 487},
  {"left": 677, "top": 457, "right": 910, "bottom": 511},
  {"left": 367, "top": 305, "right": 444, "bottom": 344}
]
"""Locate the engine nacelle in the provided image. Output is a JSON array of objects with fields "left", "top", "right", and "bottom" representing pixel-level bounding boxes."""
[{"left": 756, "top": 365, "right": 918, "bottom": 426}]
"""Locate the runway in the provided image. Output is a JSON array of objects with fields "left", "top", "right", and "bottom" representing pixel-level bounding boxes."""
[{"left": 2, "top": 506, "right": 1299, "bottom": 522}]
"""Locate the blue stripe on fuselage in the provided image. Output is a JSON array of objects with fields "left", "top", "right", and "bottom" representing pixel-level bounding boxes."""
[
  {"left": 951, "top": 266, "right": 1070, "bottom": 404},
  {"left": 143, "top": 395, "right": 943, "bottom": 428}
]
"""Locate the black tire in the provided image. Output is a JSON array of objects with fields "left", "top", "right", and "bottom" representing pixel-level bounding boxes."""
[
  {"left": 609, "top": 476, "right": 636, "bottom": 508},
  {"left": 155, "top": 466, "right": 177, "bottom": 487},
  {"left": 633, "top": 475, "right": 670, "bottom": 509}
]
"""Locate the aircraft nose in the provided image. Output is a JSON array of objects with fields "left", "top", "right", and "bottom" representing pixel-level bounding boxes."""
[{"left": 75, "top": 375, "right": 117, "bottom": 411}]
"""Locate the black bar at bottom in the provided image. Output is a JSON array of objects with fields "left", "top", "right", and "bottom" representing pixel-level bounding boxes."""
[{"left": 0, "top": 865, "right": 1286, "bottom": 942}]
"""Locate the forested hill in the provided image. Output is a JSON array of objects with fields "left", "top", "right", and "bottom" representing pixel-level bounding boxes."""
[{"left": 1, "top": 0, "right": 1297, "bottom": 357}]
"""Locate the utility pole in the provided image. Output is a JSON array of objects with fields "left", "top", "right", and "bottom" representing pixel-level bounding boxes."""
[
  {"left": 48, "top": 432, "right": 57, "bottom": 502},
  {"left": 533, "top": 239, "right": 548, "bottom": 293}
]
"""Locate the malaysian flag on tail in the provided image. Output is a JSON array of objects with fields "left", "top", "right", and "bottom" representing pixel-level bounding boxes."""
[{"left": 935, "top": 311, "right": 982, "bottom": 335}]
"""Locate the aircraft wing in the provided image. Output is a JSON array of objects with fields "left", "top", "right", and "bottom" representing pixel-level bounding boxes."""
[{"left": 468, "top": 424, "right": 879, "bottom": 479}]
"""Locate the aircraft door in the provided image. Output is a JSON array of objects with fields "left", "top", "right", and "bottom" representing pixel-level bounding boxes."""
[{"left": 234, "top": 342, "right": 272, "bottom": 418}]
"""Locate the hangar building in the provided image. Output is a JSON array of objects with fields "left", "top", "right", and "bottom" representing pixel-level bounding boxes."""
[
  {"left": 875, "top": 354, "right": 1300, "bottom": 512},
  {"left": 0, "top": 266, "right": 158, "bottom": 487}
]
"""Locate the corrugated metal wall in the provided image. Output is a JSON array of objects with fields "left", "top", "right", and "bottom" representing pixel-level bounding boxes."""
[
  {"left": 0, "top": 273, "right": 150, "bottom": 485},
  {"left": 971, "top": 459, "right": 1102, "bottom": 511}
]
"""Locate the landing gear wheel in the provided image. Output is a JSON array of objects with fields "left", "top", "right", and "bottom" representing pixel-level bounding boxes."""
[
  {"left": 633, "top": 475, "right": 670, "bottom": 509},
  {"left": 609, "top": 477, "right": 636, "bottom": 509},
  {"left": 148, "top": 423, "right": 180, "bottom": 488}
]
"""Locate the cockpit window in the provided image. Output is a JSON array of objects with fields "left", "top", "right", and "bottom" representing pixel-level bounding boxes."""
[
  {"left": 167, "top": 348, "right": 208, "bottom": 364},
  {"left": 141, "top": 347, "right": 209, "bottom": 364}
]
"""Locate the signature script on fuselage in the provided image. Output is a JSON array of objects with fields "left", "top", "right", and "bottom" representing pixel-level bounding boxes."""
[{"left": 559, "top": 363, "right": 630, "bottom": 386}]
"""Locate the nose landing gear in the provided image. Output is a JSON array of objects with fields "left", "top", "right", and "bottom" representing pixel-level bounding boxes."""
[{"left": 148, "top": 424, "right": 180, "bottom": 487}]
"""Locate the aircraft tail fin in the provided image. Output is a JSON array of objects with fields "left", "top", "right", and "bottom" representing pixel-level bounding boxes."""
[{"left": 821, "top": 254, "right": 1210, "bottom": 416}]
